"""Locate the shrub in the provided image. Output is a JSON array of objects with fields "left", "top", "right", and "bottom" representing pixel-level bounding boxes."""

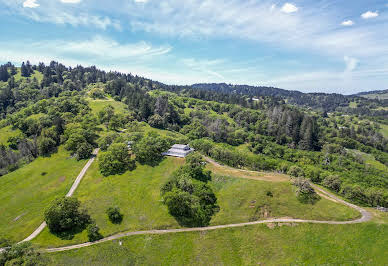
[
  {"left": 322, "top": 175, "right": 342, "bottom": 192},
  {"left": 288, "top": 166, "right": 305, "bottom": 177},
  {"left": 106, "top": 207, "right": 123, "bottom": 224},
  {"left": 87, "top": 223, "right": 103, "bottom": 242},
  {"left": 0, "top": 242, "right": 47, "bottom": 266},
  {"left": 292, "top": 177, "right": 320, "bottom": 204}
]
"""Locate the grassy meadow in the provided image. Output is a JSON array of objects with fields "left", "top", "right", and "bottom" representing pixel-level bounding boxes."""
[
  {"left": 0, "top": 125, "right": 21, "bottom": 145},
  {"left": 32, "top": 155, "right": 359, "bottom": 248},
  {"left": 0, "top": 147, "right": 86, "bottom": 242},
  {"left": 46, "top": 213, "right": 388, "bottom": 265}
]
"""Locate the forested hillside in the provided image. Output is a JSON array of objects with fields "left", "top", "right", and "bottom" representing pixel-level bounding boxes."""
[{"left": 0, "top": 61, "right": 387, "bottom": 208}]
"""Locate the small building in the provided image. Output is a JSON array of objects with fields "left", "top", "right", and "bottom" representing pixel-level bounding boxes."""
[{"left": 163, "top": 144, "right": 194, "bottom": 158}]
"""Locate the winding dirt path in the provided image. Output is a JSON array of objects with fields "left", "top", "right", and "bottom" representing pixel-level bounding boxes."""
[
  {"left": 19, "top": 149, "right": 100, "bottom": 243},
  {"left": 45, "top": 157, "right": 372, "bottom": 253}
]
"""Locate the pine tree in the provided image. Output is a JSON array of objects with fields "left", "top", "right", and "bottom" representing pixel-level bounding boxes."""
[{"left": 21, "top": 62, "right": 29, "bottom": 77}]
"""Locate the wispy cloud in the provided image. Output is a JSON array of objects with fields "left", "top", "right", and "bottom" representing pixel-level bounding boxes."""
[
  {"left": 0, "top": 36, "right": 171, "bottom": 65},
  {"left": 23, "top": 0, "right": 39, "bottom": 8}
]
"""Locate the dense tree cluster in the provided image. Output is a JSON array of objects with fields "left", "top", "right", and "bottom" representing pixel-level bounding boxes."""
[
  {"left": 98, "top": 143, "right": 135, "bottom": 176},
  {"left": 161, "top": 153, "right": 219, "bottom": 227}
]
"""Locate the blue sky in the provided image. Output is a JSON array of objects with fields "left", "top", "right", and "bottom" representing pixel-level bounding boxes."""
[{"left": 1, "top": 0, "right": 388, "bottom": 94}]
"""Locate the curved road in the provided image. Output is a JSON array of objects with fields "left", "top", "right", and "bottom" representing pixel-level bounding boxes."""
[{"left": 45, "top": 158, "right": 372, "bottom": 253}]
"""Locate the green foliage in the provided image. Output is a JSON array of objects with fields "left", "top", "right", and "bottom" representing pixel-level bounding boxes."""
[
  {"left": 132, "top": 132, "right": 169, "bottom": 165},
  {"left": 86, "top": 223, "right": 103, "bottom": 242},
  {"left": 292, "top": 177, "right": 321, "bottom": 205},
  {"left": 161, "top": 157, "right": 219, "bottom": 227},
  {"left": 322, "top": 175, "right": 342, "bottom": 192},
  {"left": 98, "top": 143, "right": 135, "bottom": 176},
  {"left": 44, "top": 197, "right": 91, "bottom": 235},
  {"left": 37, "top": 136, "right": 57, "bottom": 156},
  {"left": 106, "top": 207, "right": 123, "bottom": 224},
  {"left": 98, "top": 132, "right": 120, "bottom": 151},
  {"left": 0, "top": 242, "right": 47, "bottom": 266},
  {"left": 179, "top": 152, "right": 211, "bottom": 182},
  {"left": 287, "top": 166, "right": 305, "bottom": 177}
]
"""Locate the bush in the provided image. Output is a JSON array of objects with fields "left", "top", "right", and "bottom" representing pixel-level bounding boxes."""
[
  {"left": 322, "top": 175, "right": 342, "bottom": 192},
  {"left": 0, "top": 242, "right": 47, "bottom": 266},
  {"left": 87, "top": 223, "right": 103, "bottom": 242},
  {"left": 288, "top": 166, "right": 305, "bottom": 177},
  {"left": 106, "top": 207, "right": 123, "bottom": 224},
  {"left": 44, "top": 197, "right": 91, "bottom": 234},
  {"left": 292, "top": 177, "right": 321, "bottom": 204},
  {"left": 75, "top": 142, "right": 93, "bottom": 160}
]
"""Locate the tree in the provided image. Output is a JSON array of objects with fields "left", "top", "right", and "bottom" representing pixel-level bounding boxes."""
[
  {"left": 180, "top": 152, "right": 211, "bottom": 182},
  {"left": 0, "top": 65, "right": 9, "bottom": 82},
  {"left": 106, "top": 207, "right": 123, "bottom": 224},
  {"left": 292, "top": 177, "right": 320, "bottom": 204},
  {"left": 0, "top": 242, "right": 47, "bottom": 266},
  {"left": 44, "top": 197, "right": 91, "bottom": 234},
  {"left": 98, "top": 143, "right": 134, "bottom": 176},
  {"left": 21, "top": 62, "right": 30, "bottom": 77},
  {"left": 161, "top": 158, "right": 219, "bottom": 227},
  {"left": 76, "top": 142, "right": 93, "bottom": 160},
  {"left": 37, "top": 136, "right": 56, "bottom": 156},
  {"left": 322, "top": 175, "right": 342, "bottom": 192},
  {"left": 87, "top": 223, "right": 103, "bottom": 242},
  {"left": 287, "top": 165, "right": 304, "bottom": 177},
  {"left": 132, "top": 132, "right": 169, "bottom": 165}
]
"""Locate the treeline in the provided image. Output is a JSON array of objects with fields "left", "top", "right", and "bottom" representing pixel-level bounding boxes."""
[
  {"left": 191, "top": 138, "right": 388, "bottom": 207},
  {"left": 0, "top": 95, "right": 92, "bottom": 176}
]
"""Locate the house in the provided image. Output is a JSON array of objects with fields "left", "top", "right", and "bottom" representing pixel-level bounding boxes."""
[{"left": 163, "top": 144, "right": 194, "bottom": 158}]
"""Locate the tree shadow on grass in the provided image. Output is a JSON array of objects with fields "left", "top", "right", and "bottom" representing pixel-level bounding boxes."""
[{"left": 50, "top": 224, "right": 89, "bottom": 240}]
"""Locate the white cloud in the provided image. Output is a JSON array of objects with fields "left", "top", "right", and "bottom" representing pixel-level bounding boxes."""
[
  {"left": 134, "top": 0, "right": 148, "bottom": 3},
  {"left": 361, "top": 11, "right": 379, "bottom": 19},
  {"left": 60, "top": 0, "right": 82, "bottom": 3},
  {"left": 344, "top": 56, "right": 358, "bottom": 73},
  {"left": 341, "top": 20, "right": 354, "bottom": 26},
  {"left": 281, "top": 3, "right": 298, "bottom": 14},
  {"left": 23, "top": 0, "right": 39, "bottom": 8}
]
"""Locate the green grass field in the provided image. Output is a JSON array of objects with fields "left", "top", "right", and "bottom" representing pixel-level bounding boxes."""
[
  {"left": 32, "top": 157, "right": 185, "bottom": 247},
  {"left": 32, "top": 156, "right": 359, "bottom": 248},
  {"left": 349, "top": 149, "right": 388, "bottom": 172},
  {"left": 13, "top": 68, "right": 43, "bottom": 82},
  {"left": 0, "top": 147, "right": 86, "bottom": 242},
  {"left": 47, "top": 214, "right": 388, "bottom": 265},
  {"left": 0, "top": 125, "right": 21, "bottom": 145},
  {"left": 87, "top": 97, "right": 128, "bottom": 114},
  {"left": 380, "top": 123, "right": 388, "bottom": 139}
]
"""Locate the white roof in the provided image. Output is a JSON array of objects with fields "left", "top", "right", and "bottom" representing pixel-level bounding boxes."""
[{"left": 172, "top": 144, "right": 190, "bottom": 150}]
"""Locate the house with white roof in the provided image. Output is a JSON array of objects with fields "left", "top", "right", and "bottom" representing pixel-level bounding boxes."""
[{"left": 163, "top": 144, "right": 194, "bottom": 158}]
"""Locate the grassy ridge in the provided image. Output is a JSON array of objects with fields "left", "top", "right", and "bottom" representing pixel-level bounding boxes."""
[
  {"left": 0, "top": 147, "right": 86, "bottom": 242},
  {"left": 47, "top": 218, "right": 388, "bottom": 265}
]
